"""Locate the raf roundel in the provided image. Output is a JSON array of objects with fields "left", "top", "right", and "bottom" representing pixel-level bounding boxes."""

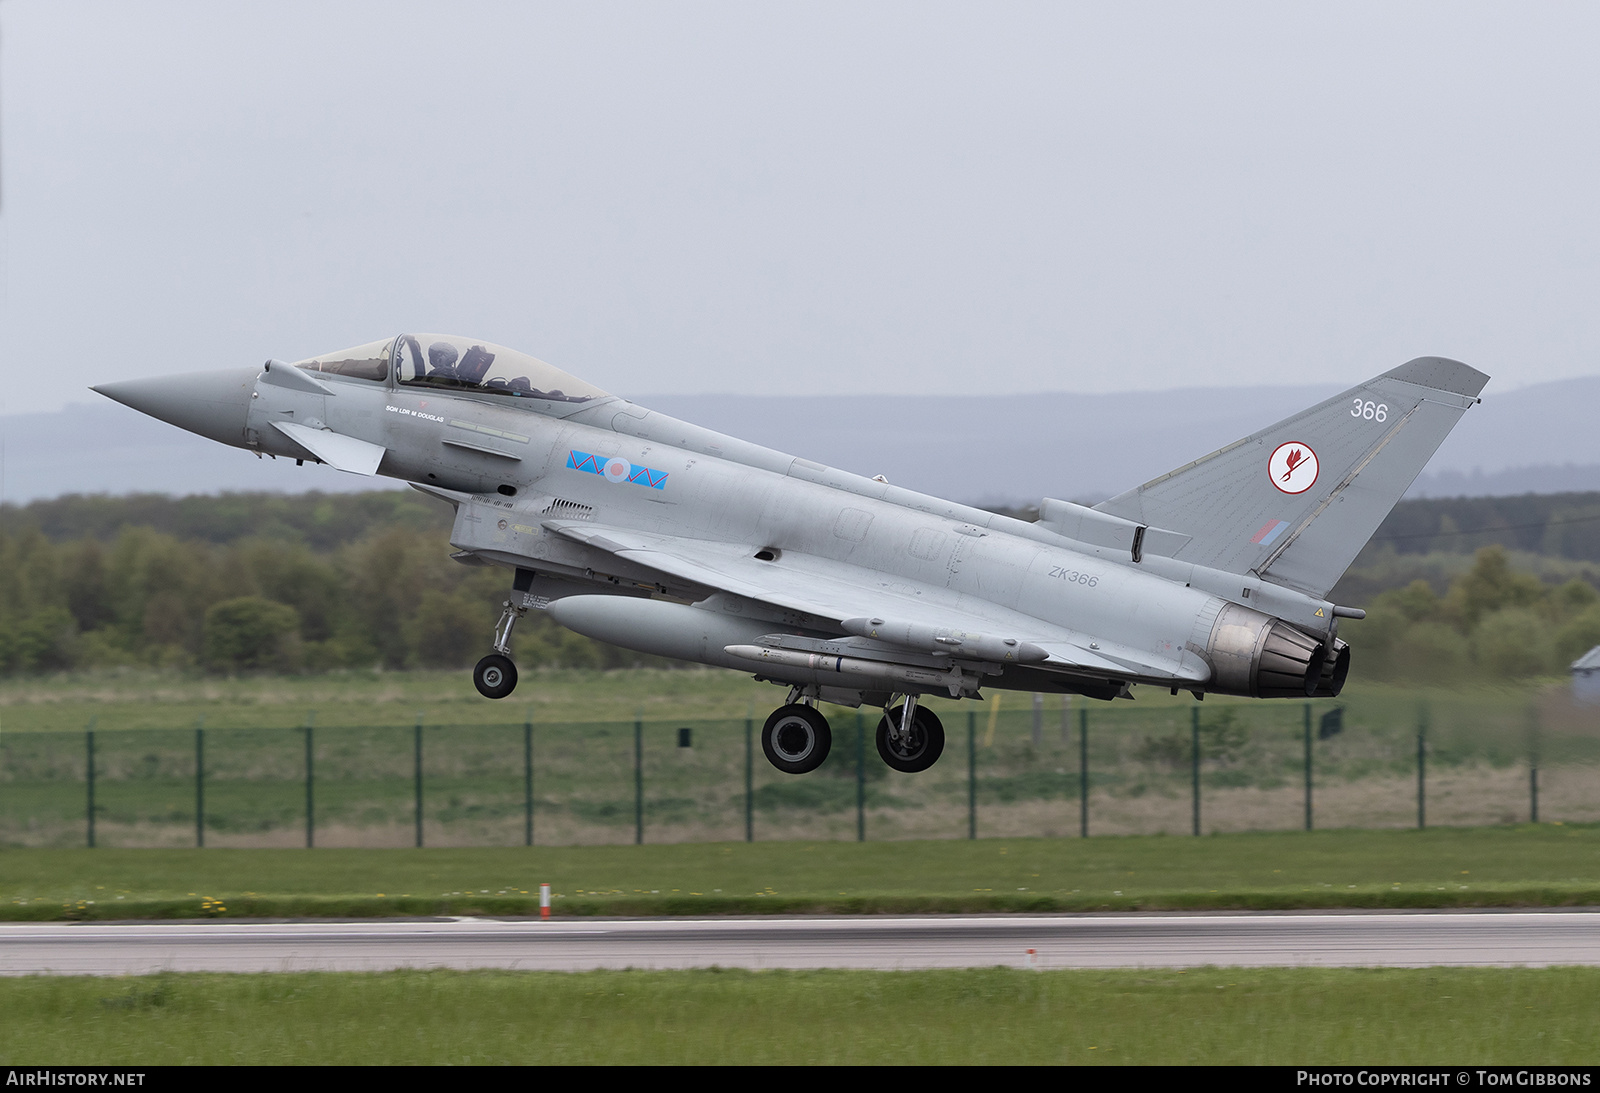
[
  {"left": 1268, "top": 441, "right": 1319, "bottom": 495},
  {"left": 603, "top": 456, "right": 631, "bottom": 483}
]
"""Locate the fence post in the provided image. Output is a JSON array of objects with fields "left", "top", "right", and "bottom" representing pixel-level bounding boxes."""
[
  {"left": 1032, "top": 692, "right": 1043, "bottom": 748},
  {"left": 1416, "top": 704, "right": 1427, "bottom": 830},
  {"left": 524, "top": 716, "right": 533, "bottom": 847},
  {"left": 634, "top": 715, "right": 643, "bottom": 846},
  {"left": 1191, "top": 705, "right": 1201, "bottom": 836},
  {"left": 414, "top": 714, "right": 424, "bottom": 848},
  {"left": 195, "top": 720, "right": 205, "bottom": 849},
  {"left": 1079, "top": 707, "right": 1088, "bottom": 838},
  {"left": 856, "top": 712, "right": 866, "bottom": 842},
  {"left": 967, "top": 709, "right": 976, "bottom": 840},
  {"left": 1303, "top": 702, "right": 1312, "bottom": 832},
  {"left": 1529, "top": 703, "right": 1540, "bottom": 824},
  {"left": 744, "top": 716, "right": 753, "bottom": 843},
  {"left": 304, "top": 713, "right": 315, "bottom": 850},
  {"left": 85, "top": 721, "right": 96, "bottom": 849}
]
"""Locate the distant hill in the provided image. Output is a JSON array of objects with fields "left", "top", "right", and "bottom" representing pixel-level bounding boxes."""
[
  {"left": 4, "top": 374, "right": 1597, "bottom": 506},
  {"left": 0, "top": 401, "right": 390, "bottom": 503},
  {"left": 642, "top": 376, "right": 1600, "bottom": 504},
  {"left": 0, "top": 490, "right": 450, "bottom": 551}
]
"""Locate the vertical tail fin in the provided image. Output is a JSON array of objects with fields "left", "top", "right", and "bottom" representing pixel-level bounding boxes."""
[{"left": 1094, "top": 357, "right": 1489, "bottom": 598}]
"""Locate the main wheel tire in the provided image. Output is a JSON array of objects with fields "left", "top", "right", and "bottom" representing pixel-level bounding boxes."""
[
  {"left": 761, "top": 704, "right": 832, "bottom": 774},
  {"left": 876, "top": 705, "right": 945, "bottom": 773},
  {"left": 473, "top": 654, "right": 518, "bottom": 700}
]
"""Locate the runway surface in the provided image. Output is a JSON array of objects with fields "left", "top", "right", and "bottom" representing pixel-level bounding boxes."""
[{"left": 3, "top": 912, "right": 1599, "bottom": 975}]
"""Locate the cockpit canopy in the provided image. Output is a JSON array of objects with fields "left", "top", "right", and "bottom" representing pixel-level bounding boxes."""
[
  {"left": 291, "top": 334, "right": 607, "bottom": 405},
  {"left": 397, "top": 334, "right": 606, "bottom": 403},
  {"left": 292, "top": 338, "right": 393, "bottom": 382}
]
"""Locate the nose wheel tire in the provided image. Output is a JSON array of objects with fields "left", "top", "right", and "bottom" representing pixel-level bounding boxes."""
[
  {"left": 761, "top": 704, "right": 832, "bottom": 774},
  {"left": 877, "top": 705, "right": 945, "bottom": 773},
  {"left": 473, "top": 654, "right": 518, "bottom": 700}
]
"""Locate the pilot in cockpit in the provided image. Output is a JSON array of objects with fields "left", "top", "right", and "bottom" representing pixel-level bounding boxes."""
[
  {"left": 394, "top": 332, "right": 601, "bottom": 403},
  {"left": 427, "top": 341, "right": 461, "bottom": 380}
]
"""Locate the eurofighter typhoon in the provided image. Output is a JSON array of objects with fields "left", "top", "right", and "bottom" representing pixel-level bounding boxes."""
[{"left": 93, "top": 337, "right": 1487, "bottom": 775}]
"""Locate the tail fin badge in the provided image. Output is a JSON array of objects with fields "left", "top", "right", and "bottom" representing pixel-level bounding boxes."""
[{"left": 1268, "top": 441, "right": 1319, "bottom": 495}]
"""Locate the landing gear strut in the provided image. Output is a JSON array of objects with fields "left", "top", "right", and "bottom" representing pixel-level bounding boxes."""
[
  {"left": 473, "top": 600, "right": 525, "bottom": 700},
  {"left": 877, "top": 695, "right": 945, "bottom": 773},
  {"left": 761, "top": 703, "right": 832, "bottom": 775}
]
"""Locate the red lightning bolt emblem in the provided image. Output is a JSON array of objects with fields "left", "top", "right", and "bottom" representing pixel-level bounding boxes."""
[{"left": 1269, "top": 441, "right": 1319, "bottom": 495}]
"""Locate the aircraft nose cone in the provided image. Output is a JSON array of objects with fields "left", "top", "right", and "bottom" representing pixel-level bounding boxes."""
[{"left": 92, "top": 366, "right": 259, "bottom": 448}]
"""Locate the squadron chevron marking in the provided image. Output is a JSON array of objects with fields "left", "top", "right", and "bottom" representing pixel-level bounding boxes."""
[{"left": 568, "top": 450, "right": 668, "bottom": 489}]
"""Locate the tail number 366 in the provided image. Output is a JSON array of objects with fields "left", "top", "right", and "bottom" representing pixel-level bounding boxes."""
[{"left": 1351, "top": 399, "right": 1388, "bottom": 422}]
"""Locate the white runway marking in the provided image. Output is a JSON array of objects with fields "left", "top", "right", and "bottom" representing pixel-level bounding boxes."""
[{"left": 3, "top": 912, "right": 1599, "bottom": 976}]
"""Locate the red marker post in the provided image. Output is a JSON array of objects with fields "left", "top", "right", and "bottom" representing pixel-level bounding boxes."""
[{"left": 540, "top": 883, "right": 551, "bottom": 919}]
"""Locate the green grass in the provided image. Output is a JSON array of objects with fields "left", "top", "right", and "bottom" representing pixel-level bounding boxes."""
[
  {"left": 4, "top": 826, "right": 1599, "bottom": 920},
  {"left": 7, "top": 671, "right": 1596, "bottom": 847},
  {"left": 0, "top": 665, "right": 1572, "bottom": 734},
  {"left": 0, "top": 666, "right": 783, "bottom": 732},
  {"left": 1, "top": 966, "right": 1595, "bottom": 1064}
]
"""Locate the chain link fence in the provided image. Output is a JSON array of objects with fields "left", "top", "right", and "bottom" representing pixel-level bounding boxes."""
[{"left": 3, "top": 695, "right": 1598, "bottom": 848}]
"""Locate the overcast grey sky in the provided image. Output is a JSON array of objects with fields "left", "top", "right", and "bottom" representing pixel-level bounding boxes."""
[{"left": 2, "top": 2, "right": 1597, "bottom": 414}]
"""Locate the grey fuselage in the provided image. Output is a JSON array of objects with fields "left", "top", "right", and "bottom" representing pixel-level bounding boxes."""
[
  {"left": 100, "top": 355, "right": 1350, "bottom": 704},
  {"left": 210, "top": 358, "right": 1340, "bottom": 705}
]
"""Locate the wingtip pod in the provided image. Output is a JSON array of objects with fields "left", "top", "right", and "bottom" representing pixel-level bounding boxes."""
[{"left": 1383, "top": 356, "right": 1490, "bottom": 399}]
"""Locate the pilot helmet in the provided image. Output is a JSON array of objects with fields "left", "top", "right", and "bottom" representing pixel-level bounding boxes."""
[{"left": 427, "top": 342, "right": 460, "bottom": 373}]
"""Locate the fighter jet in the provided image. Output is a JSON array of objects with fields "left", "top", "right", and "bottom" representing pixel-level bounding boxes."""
[{"left": 93, "top": 336, "right": 1487, "bottom": 776}]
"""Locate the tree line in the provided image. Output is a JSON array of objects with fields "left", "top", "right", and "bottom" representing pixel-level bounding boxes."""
[
  {"left": 1340, "top": 546, "right": 1600, "bottom": 682},
  {"left": 0, "top": 492, "right": 660, "bottom": 676},
  {"left": 4, "top": 490, "right": 1598, "bottom": 681},
  {"left": 1358, "top": 490, "right": 1600, "bottom": 563}
]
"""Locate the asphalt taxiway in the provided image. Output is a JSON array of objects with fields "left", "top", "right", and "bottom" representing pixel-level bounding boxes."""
[{"left": 3, "top": 912, "right": 1598, "bottom": 976}]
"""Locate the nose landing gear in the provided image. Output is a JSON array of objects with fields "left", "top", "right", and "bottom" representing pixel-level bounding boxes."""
[
  {"left": 473, "top": 600, "right": 525, "bottom": 700},
  {"left": 473, "top": 653, "right": 517, "bottom": 699}
]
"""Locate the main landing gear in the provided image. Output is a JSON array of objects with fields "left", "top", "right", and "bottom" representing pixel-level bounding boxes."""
[
  {"left": 758, "top": 692, "right": 945, "bottom": 776},
  {"left": 761, "top": 703, "right": 832, "bottom": 775},
  {"left": 473, "top": 600, "right": 524, "bottom": 700},
  {"left": 876, "top": 694, "right": 945, "bottom": 774}
]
